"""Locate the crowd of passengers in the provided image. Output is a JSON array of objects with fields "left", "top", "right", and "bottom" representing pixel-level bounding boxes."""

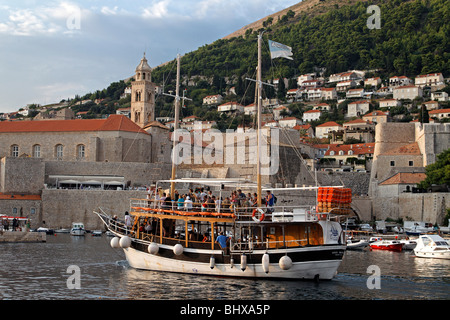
[{"left": 149, "top": 187, "right": 275, "bottom": 213}]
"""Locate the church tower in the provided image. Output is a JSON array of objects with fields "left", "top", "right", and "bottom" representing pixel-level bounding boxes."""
[{"left": 131, "top": 54, "right": 156, "bottom": 128}]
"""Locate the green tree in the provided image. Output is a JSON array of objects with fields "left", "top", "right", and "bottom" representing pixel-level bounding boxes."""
[{"left": 417, "top": 149, "right": 450, "bottom": 189}]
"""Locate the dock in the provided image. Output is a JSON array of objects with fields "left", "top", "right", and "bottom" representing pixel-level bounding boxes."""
[{"left": 0, "top": 231, "right": 46, "bottom": 243}]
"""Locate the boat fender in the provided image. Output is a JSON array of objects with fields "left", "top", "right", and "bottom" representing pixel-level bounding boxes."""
[
  {"left": 252, "top": 208, "right": 265, "bottom": 223},
  {"left": 262, "top": 253, "right": 270, "bottom": 274},
  {"left": 230, "top": 257, "right": 234, "bottom": 268},
  {"left": 148, "top": 242, "right": 159, "bottom": 255},
  {"left": 119, "top": 236, "right": 132, "bottom": 248},
  {"left": 173, "top": 244, "right": 184, "bottom": 256},
  {"left": 110, "top": 237, "right": 120, "bottom": 249},
  {"left": 240, "top": 254, "right": 247, "bottom": 271},
  {"left": 279, "top": 255, "right": 292, "bottom": 270},
  {"left": 210, "top": 256, "right": 215, "bottom": 269}
]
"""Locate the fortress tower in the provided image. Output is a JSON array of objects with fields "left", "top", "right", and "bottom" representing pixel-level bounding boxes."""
[{"left": 131, "top": 54, "right": 156, "bottom": 128}]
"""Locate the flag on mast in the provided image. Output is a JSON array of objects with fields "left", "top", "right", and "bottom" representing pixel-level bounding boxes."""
[{"left": 268, "top": 40, "right": 293, "bottom": 60}]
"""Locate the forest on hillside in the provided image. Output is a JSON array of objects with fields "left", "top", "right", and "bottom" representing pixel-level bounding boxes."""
[{"left": 66, "top": 0, "right": 449, "bottom": 129}]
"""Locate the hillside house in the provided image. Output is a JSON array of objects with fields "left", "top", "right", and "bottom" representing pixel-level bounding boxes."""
[
  {"left": 203, "top": 94, "right": 223, "bottom": 106},
  {"left": 428, "top": 108, "right": 450, "bottom": 120},
  {"left": 315, "top": 121, "right": 343, "bottom": 139},
  {"left": 217, "top": 102, "right": 244, "bottom": 114},
  {"left": 363, "top": 110, "right": 389, "bottom": 124},
  {"left": 389, "top": 76, "right": 413, "bottom": 88},
  {"left": 303, "top": 110, "right": 322, "bottom": 122},
  {"left": 415, "top": 73, "right": 444, "bottom": 88},
  {"left": 320, "top": 88, "right": 337, "bottom": 100},
  {"left": 393, "top": 85, "right": 423, "bottom": 100},
  {"left": 431, "top": 92, "right": 448, "bottom": 102},
  {"left": 279, "top": 117, "right": 302, "bottom": 128},
  {"left": 364, "top": 77, "right": 381, "bottom": 88},
  {"left": 347, "top": 100, "right": 370, "bottom": 118},
  {"left": 379, "top": 99, "right": 401, "bottom": 109}
]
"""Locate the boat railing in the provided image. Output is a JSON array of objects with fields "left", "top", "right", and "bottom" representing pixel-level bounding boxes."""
[{"left": 129, "top": 198, "right": 330, "bottom": 222}]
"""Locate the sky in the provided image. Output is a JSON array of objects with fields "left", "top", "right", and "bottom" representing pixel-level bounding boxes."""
[{"left": 0, "top": 0, "right": 300, "bottom": 113}]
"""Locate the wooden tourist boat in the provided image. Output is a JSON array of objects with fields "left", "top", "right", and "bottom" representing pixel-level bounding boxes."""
[{"left": 95, "top": 33, "right": 351, "bottom": 280}]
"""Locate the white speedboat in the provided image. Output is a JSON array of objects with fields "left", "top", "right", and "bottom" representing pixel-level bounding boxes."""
[
  {"left": 70, "top": 222, "right": 86, "bottom": 236},
  {"left": 92, "top": 230, "right": 102, "bottom": 236},
  {"left": 346, "top": 239, "right": 369, "bottom": 250},
  {"left": 399, "top": 239, "right": 417, "bottom": 250},
  {"left": 414, "top": 234, "right": 450, "bottom": 259}
]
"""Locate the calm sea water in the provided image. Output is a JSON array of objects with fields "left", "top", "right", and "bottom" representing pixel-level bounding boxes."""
[{"left": 1, "top": 233, "right": 449, "bottom": 301}]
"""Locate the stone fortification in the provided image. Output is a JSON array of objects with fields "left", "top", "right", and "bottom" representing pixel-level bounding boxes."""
[{"left": 40, "top": 189, "right": 148, "bottom": 230}]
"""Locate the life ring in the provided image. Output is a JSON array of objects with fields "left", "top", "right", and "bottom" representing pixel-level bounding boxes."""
[{"left": 252, "top": 208, "right": 265, "bottom": 223}]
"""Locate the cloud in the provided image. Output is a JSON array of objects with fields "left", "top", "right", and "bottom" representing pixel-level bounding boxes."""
[{"left": 142, "top": 0, "right": 172, "bottom": 19}]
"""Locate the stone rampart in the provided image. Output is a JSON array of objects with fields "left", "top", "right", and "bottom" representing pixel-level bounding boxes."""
[{"left": 40, "top": 189, "right": 148, "bottom": 230}]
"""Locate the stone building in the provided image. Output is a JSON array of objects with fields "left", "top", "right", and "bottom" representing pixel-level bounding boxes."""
[
  {"left": 0, "top": 115, "right": 152, "bottom": 163},
  {"left": 131, "top": 53, "right": 157, "bottom": 128}
]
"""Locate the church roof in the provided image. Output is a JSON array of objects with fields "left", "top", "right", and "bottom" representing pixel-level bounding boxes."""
[{"left": 0, "top": 115, "right": 149, "bottom": 135}]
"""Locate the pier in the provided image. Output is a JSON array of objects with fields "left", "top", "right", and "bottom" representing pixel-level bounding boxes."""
[{"left": 0, "top": 231, "right": 46, "bottom": 243}]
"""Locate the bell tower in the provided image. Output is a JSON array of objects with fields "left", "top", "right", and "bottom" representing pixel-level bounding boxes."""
[{"left": 131, "top": 53, "right": 156, "bottom": 128}]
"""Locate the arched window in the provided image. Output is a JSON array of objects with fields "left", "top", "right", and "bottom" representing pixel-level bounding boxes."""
[
  {"left": 55, "top": 144, "right": 64, "bottom": 160},
  {"left": 11, "top": 145, "right": 19, "bottom": 157},
  {"left": 330, "top": 151, "right": 335, "bottom": 156},
  {"left": 77, "top": 144, "right": 85, "bottom": 160},
  {"left": 339, "top": 150, "right": 344, "bottom": 156},
  {"left": 33, "top": 144, "right": 41, "bottom": 158},
  {"left": 348, "top": 150, "right": 353, "bottom": 156}
]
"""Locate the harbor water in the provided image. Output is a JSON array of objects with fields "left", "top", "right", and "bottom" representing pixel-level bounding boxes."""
[{"left": 0, "top": 233, "right": 449, "bottom": 300}]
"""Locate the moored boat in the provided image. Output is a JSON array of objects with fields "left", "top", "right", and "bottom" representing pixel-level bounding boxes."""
[
  {"left": 346, "top": 239, "right": 369, "bottom": 250},
  {"left": 369, "top": 240, "right": 404, "bottom": 252},
  {"left": 70, "top": 222, "right": 86, "bottom": 236},
  {"left": 414, "top": 234, "right": 450, "bottom": 259}
]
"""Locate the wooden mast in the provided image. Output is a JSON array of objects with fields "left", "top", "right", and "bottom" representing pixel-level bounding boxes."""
[
  {"left": 256, "top": 32, "right": 263, "bottom": 207},
  {"left": 170, "top": 54, "right": 181, "bottom": 198}
]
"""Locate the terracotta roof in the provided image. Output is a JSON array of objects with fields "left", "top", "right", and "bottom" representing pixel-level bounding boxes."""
[
  {"left": 324, "top": 143, "right": 375, "bottom": 156},
  {"left": 349, "top": 100, "right": 370, "bottom": 105},
  {"left": 304, "top": 110, "right": 321, "bottom": 114},
  {"left": 143, "top": 121, "right": 170, "bottom": 130},
  {"left": 0, "top": 193, "right": 41, "bottom": 200},
  {"left": 429, "top": 108, "right": 450, "bottom": 114},
  {"left": 380, "top": 173, "right": 426, "bottom": 186},
  {"left": 317, "top": 121, "right": 342, "bottom": 128},
  {"left": 0, "top": 115, "right": 148, "bottom": 134},
  {"left": 363, "top": 110, "right": 388, "bottom": 117},
  {"left": 384, "top": 142, "right": 421, "bottom": 155}
]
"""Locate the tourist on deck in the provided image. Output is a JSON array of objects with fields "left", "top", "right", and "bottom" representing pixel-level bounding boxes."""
[
  {"left": 265, "top": 190, "right": 275, "bottom": 213},
  {"left": 177, "top": 194, "right": 185, "bottom": 210},
  {"left": 216, "top": 231, "right": 230, "bottom": 254},
  {"left": 124, "top": 211, "right": 133, "bottom": 234},
  {"left": 184, "top": 196, "right": 193, "bottom": 211}
]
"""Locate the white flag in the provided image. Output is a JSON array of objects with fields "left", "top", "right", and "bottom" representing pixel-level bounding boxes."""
[{"left": 268, "top": 40, "right": 293, "bottom": 60}]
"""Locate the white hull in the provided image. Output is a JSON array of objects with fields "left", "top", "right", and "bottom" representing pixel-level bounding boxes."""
[
  {"left": 123, "top": 246, "right": 344, "bottom": 280},
  {"left": 414, "top": 251, "right": 450, "bottom": 259},
  {"left": 71, "top": 229, "right": 85, "bottom": 236}
]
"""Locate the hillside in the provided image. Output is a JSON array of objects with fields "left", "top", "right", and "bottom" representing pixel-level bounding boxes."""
[
  {"left": 223, "top": 0, "right": 370, "bottom": 40},
  {"left": 53, "top": 0, "right": 448, "bottom": 129},
  {"left": 153, "top": 0, "right": 448, "bottom": 82}
]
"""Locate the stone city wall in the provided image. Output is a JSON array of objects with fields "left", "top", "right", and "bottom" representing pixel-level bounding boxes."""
[{"left": 40, "top": 189, "right": 148, "bottom": 230}]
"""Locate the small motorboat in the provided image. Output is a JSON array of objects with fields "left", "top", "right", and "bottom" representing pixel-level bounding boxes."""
[
  {"left": 70, "top": 222, "right": 86, "bottom": 236},
  {"left": 414, "top": 234, "right": 450, "bottom": 259},
  {"left": 54, "top": 228, "right": 70, "bottom": 234},
  {"left": 346, "top": 239, "right": 369, "bottom": 250},
  {"left": 399, "top": 239, "right": 417, "bottom": 250},
  {"left": 91, "top": 230, "right": 102, "bottom": 236},
  {"left": 370, "top": 240, "right": 404, "bottom": 252}
]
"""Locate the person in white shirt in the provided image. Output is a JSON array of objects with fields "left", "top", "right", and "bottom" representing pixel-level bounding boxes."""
[{"left": 184, "top": 196, "right": 193, "bottom": 210}]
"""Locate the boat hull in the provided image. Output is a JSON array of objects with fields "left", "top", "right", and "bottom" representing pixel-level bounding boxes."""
[
  {"left": 414, "top": 250, "right": 450, "bottom": 259},
  {"left": 369, "top": 244, "right": 403, "bottom": 252},
  {"left": 122, "top": 244, "right": 345, "bottom": 280}
]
